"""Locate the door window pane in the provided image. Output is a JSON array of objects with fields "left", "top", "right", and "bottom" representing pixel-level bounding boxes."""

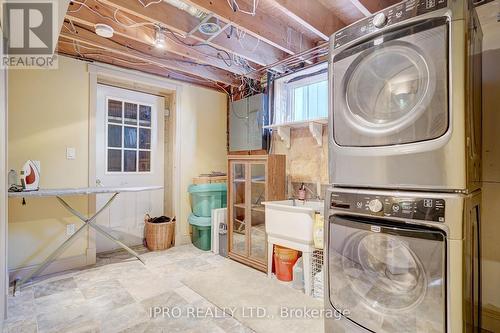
[
  {"left": 106, "top": 97, "right": 154, "bottom": 174},
  {"left": 124, "top": 150, "right": 137, "bottom": 172},
  {"left": 139, "top": 105, "right": 152, "bottom": 127},
  {"left": 139, "top": 128, "right": 151, "bottom": 149},
  {"left": 108, "top": 125, "right": 122, "bottom": 148},
  {"left": 107, "top": 149, "right": 122, "bottom": 172},
  {"left": 139, "top": 151, "right": 151, "bottom": 172},
  {"left": 124, "top": 102, "right": 138, "bottom": 125},
  {"left": 124, "top": 127, "right": 137, "bottom": 149},
  {"left": 108, "top": 100, "right": 122, "bottom": 123}
]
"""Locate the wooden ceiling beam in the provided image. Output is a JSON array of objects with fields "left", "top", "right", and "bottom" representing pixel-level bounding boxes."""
[
  {"left": 94, "top": 0, "right": 287, "bottom": 66},
  {"left": 357, "top": 0, "right": 401, "bottom": 14},
  {"left": 64, "top": 4, "right": 260, "bottom": 78},
  {"left": 263, "top": 0, "right": 345, "bottom": 41},
  {"left": 60, "top": 22, "right": 238, "bottom": 86},
  {"left": 57, "top": 43, "right": 222, "bottom": 90},
  {"left": 182, "top": 0, "right": 316, "bottom": 54}
]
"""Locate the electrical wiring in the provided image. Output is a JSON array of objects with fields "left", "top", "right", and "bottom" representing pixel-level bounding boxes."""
[
  {"left": 235, "top": 28, "right": 260, "bottom": 53},
  {"left": 137, "top": 0, "right": 163, "bottom": 7},
  {"left": 71, "top": 0, "right": 154, "bottom": 28},
  {"left": 226, "top": 0, "right": 260, "bottom": 16}
]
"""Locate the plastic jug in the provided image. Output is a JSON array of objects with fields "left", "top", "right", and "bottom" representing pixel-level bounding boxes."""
[
  {"left": 313, "top": 213, "right": 324, "bottom": 249},
  {"left": 292, "top": 257, "right": 304, "bottom": 291}
]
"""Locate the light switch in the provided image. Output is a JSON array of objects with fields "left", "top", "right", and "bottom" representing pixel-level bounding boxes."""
[{"left": 66, "top": 147, "right": 76, "bottom": 160}]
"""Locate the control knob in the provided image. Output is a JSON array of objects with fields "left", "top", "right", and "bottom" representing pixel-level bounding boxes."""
[
  {"left": 368, "top": 199, "right": 384, "bottom": 213},
  {"left": 373, "top": 13, "right": 387, "bottom": 28}
]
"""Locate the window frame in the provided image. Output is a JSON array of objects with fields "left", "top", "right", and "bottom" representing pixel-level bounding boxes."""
[
  {"left": 105, "top": 96, "right": 154, "bottom": 175},
  {"left": 273, "top": 62, "right": 328, "bottom": 126}
]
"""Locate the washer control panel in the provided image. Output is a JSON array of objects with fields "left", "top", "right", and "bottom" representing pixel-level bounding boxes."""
[
  {"left": 332, "top": 0, "right": 448, "bottom": 49},
  {"left": 330, "top": 192, "right": 446, "bottom": 222}
]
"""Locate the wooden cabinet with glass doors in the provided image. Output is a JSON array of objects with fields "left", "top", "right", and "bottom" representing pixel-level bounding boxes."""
[{"left": 228, "top": 155, "right": 286, "bottom": 272}]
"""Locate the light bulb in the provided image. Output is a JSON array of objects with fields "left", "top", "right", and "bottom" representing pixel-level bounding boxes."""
[{"left": 154, "top": 26, "right": 166, "bottom": 48}]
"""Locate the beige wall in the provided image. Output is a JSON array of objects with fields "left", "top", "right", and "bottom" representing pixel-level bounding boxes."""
[
  {"left": 176, "top": 86, "right": 228, "bottom": 243},
  {"left": 478, "top": 2, "right": 500, "bottom": 331},
  {"left": 7, "top": 56, "right": 228, "bottom": 271},
  {"left": 8, "top": 56, "right": 90, "bottom": 272}
]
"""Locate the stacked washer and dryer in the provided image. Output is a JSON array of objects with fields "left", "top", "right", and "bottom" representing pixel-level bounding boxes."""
[{"left": 325, "top": 0, "right": 483, "bottom": 332}]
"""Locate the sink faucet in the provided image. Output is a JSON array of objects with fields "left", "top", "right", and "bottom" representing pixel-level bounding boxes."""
[{"left": 293, "top": 184, "right": 320, "bottom": 202}]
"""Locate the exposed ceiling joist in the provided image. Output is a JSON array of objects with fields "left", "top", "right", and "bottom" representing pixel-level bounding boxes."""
[
  {"left": 182, "top": 0, "right": 316, "bottom": 54},
  {"left": 94, "top": 0, "right": 287, "bottom": 66},
  {"left": 57, "top": 43, "right": 221, "bottom": 90},
  {"left": 349, "top": 0, "right": 372, "bottom": 16},
  {"left": 264, "top": 0, "right": 345, "bottom": 41},
  {"left": 65, "top": 3, "right": 259, "bottom": 78},
  {"left": 60, "top": 23, "right": 238, "bottom": 86},
  {"left": 358, "top": 0, "right": 401, "bottom": 15}
]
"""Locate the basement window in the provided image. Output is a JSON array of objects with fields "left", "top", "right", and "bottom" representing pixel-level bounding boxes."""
[
  {"left": 106, "top": 98, "right": 152, "bottom": 173},
  {"left": 273, "top": 62, "right": 328, "bottom": 125}
]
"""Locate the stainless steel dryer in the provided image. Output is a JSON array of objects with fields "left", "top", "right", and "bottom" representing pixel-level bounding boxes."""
[
  {"left": 324, "top": 187, "right": 481, "bottom": 333},
  {"left": 328, "top": 0, "right": 483, "bottom": 192}
]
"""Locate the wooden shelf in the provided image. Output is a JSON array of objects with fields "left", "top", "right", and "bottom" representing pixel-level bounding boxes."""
[
  {"left": 228, "top": 155, "right": 286, "bottom": 272},
  {"left": 263, "top": 118, "right": 327, "bottom": 148}
]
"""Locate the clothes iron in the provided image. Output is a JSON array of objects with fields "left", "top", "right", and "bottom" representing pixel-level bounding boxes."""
[{"left": 20, "top": 160, "right": 40, "bottom": 191}]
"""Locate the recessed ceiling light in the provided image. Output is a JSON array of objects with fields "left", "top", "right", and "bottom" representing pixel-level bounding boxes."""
[
  {"left": 199, "top": 22, "right": 221, "bottom": 35},
  {"left": 95, "top": 23, "right": 114, "bottom": 38}
]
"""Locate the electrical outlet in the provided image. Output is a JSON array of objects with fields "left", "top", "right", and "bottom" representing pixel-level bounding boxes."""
[{"left": 66, "top": 224, "right": 76, "bottom": 236}]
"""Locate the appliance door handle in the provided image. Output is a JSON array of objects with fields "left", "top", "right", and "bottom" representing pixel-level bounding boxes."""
[{"left": 330, "top": 214, "right": 446, "bottom": 241}]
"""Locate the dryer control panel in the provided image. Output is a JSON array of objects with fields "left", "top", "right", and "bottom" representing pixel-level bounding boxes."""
[
  {"left": 330, "top": 192, "right": 446, "bottom": 222},
  {"left": 332, "top": 0, "right": 448, "bottom": 49}
]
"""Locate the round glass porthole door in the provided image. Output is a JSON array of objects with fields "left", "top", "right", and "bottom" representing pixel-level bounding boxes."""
[
  {"left": 343, "top": 42, "right": 434, "bottom": 136},
  {"left": 341, "top": 232, "right": 427, "bottom": 313}
]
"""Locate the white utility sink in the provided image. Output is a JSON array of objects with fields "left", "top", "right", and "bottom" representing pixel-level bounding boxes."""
[{"left": 263, "top": 199, "right": 324, "bottom": 245}]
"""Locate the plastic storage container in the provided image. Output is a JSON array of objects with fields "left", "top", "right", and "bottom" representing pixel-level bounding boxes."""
[
  {"left": 188, "top": 183, "right": 227, "bottom": 217},
  {"left": 274, "top": 245, "right": 299, "bottom": 282},
  {"left": 189, "top": 214, "right": 212, "bottom": 251},
  {"left": 292, "top": 257, "right": 304, "bottom": 290}
]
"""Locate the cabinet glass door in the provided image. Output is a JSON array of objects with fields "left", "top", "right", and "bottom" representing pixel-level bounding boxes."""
[
  {"left": 250, "top": 163, "right": 266, "bottom": 262},
  {"left": 232, "top": 163, "right": 247, "bottom": 256}
]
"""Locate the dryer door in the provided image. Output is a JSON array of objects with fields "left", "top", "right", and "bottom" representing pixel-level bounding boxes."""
[
  {"left": 332, "top": 18, "right": 448, "bottom": 147},
  {"left": 328, "top": 215, "right": 446, "bottom": 333}
]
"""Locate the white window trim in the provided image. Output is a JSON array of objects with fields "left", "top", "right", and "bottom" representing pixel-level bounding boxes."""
[
  {"left": 273, "top": 62, "right": 328, "bottom": 126},
  {"left": 104, "top": 95, "right": 155, "bottom": 175}
]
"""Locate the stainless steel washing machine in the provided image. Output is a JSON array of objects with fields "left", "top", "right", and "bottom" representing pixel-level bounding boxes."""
[
  {"left": 324, "top": 187, "right": 481, "bottom": 333},
  {"left": 328, "top": 0, "right": 483, "bottom": 192}
]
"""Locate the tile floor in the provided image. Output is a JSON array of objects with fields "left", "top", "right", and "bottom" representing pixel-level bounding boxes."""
[{"left": 4, "top": 245, "right": 254, "bottom": 333}]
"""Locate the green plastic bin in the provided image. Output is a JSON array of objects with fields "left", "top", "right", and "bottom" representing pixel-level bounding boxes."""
[
  {"left": 188, "top": 183, "right": 227, "bottom": 217},
  {"left": 189, "top": 214, "right": 212, "bottom": 251}
]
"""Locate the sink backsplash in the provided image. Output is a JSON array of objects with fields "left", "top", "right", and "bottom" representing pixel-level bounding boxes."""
[{"left": 289, "top": 181, "right": 329, "bottom": 200}]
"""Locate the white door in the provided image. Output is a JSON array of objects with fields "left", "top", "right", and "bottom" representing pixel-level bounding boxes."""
[{"left": 96, "top": 84, "right": 164, "bottom": 252}]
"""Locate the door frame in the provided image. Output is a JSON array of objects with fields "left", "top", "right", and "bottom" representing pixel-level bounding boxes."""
[
  {"left": 0, "top": 44, "right": 7, "bottom": 330},
  {"left": 88, "top": 63, "right": 183, "bottom": 264}
]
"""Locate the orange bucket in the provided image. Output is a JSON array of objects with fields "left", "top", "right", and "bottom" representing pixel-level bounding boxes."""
[{"left": 274, "top": 245, "right": 299, "bottom": 281}]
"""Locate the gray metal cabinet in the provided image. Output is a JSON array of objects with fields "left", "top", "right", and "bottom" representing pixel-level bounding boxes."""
[{"left": 229, "top": 93, "right": 268, "bottom": 152}]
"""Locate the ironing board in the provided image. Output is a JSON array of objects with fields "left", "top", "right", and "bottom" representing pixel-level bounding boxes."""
[{"left": 8, "top": 186, "right": 163, "bottom": 287}]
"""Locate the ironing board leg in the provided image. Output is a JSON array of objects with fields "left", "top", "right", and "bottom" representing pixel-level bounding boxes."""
[
  {"left": 17, "top": 193, "right": 144, "bottom": 288},
  {"left": 56, "top": 194, "right": 146, "bottom": 265}
]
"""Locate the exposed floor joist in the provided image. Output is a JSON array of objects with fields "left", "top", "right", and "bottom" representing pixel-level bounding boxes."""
[
  {"left": 92, "top": 0, "right": 288, "bottom": 66},
  {"left": 182, "top": 0, "right": 316, "bottom": 54},
  {"left": 264, "top": 0, "right": 345, "bottom": 40},
  {"left": 65, "top": 1, "right": 259, "bottom": 78},
  {"left": 57, "top": 43, "right": 221, "bottom": 90},
  {"left": 60, "top": 22, "right": 239, "bottom": 86}
]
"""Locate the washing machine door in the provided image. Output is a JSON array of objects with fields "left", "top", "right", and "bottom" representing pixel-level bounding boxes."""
[
  {"left": 328, "top": 215, "right": 446, "bottom": 333},
  {"left": 332, "top": 18, "right": 448, "bottom": 147}
]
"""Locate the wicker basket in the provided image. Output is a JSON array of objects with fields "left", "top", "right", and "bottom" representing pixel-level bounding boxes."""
[{"left": 144, "top": 215, "right": 176, "bottom": 251}]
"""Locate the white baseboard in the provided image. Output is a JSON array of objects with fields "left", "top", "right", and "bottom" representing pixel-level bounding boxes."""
[{"left": 8, "top": 254, "right": 88, "bottom": 282}]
